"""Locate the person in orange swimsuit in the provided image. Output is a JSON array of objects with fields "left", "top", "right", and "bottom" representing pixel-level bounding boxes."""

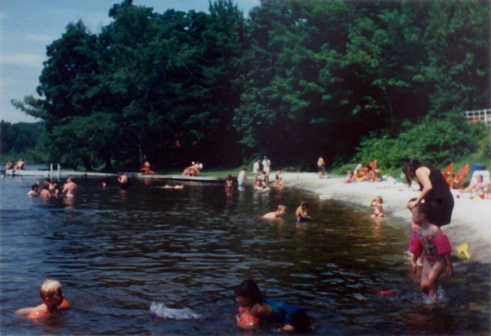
[{"left": 16, "top": 280, "right": 71, "bottom": 319}]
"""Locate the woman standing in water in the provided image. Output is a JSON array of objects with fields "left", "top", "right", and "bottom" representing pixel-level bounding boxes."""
[{"left": 402, "top": 158, "right": 454, "bottom": 227}]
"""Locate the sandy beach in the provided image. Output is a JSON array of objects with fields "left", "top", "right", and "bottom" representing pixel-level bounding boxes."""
[{"left": 281, "top": 172, "right": 491, "bottom": 263}]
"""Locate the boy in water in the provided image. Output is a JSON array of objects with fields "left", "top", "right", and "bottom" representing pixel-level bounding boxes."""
[
  {"left": 262, "top": 205, "right": 287, "bottom": 219},
  {"left": 27, "top": 183, "right": 39, "bottom": 197},
  {"left": 16, "top": 280, "right": 70, "bottom": 319},
  {"left": 295, "top": 201, "right": 311, "bottom": 222}
]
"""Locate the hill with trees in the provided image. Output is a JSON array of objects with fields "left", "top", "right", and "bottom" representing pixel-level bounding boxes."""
[{"left": 9, "top": 0, "right": 490, "bottom": 172}]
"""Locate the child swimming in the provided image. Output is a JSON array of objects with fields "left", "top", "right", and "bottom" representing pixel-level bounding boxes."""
[
  {"left": 409, "top": 202, "right": 455, "bottom": 303},
  {"left": 16, "top": 280, "right": 70, "bottom": 319},
  {"left": 233, "top": 279, "right": 311, "bottom": 331},
  {"left": 262, "top": 205, "right": 286, "bottom": 219}
]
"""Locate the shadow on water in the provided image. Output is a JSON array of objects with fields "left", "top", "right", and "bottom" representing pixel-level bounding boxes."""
[{"left": 0, "top": 176, "right": 489, "bottom": 335}]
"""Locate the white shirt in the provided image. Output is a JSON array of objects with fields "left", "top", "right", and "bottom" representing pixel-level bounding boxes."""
[{"left": 253, "top": 162, "right": 260, "bottom": 174}]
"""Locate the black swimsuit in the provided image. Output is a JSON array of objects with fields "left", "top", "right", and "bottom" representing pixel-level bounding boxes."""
[{"left": 419, "top": 166, "right": 454, "bottom": 226}]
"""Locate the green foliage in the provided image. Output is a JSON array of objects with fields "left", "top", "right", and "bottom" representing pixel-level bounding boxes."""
[
  {"left": 9, "top": 0, "right": 490, "bottom": 171},
  {"left": 354, "top": 115, "right": 488, "bottom": 172},
  {"left": 1, "top": 121, "right": 42, "bottom": 154}
]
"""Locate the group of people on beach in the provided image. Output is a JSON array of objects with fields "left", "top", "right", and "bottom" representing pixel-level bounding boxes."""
[{"left": 182, "top": 161, "right": 203, "bottom": 176}]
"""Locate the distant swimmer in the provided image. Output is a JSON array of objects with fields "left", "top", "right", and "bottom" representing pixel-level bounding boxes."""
[
  {"left": 40, "top": 181, "right": 52, "bottom": 198},
  {"left": 161, "top": 184, "right": 183, "bottom": 189},
  {"left": 16, "top": 280, "right": 70, "bottom": 319},
  {"left": 61, "top": 177, "right": 77, "bottom": 197},
  {"left": 118, "top": 173, "right": 129, "bottom": 190},
  {"left": 27, "top": 183, "right": 39, "bottom": 197},
  {"left": 295, "top": 201, "right": 311, "bottom": 222},
  {"left": 262, "top": 205, "right": 286, "bottom": 219}
]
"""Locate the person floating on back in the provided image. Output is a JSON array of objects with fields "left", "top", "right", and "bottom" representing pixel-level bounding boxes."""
[
  {"left": 16, "top": 280, "right": 71, "bottom": 319},
  {"left": 408, "top": 202, "right": 455, "bottom": 303},
  {"left": 233, "top": 279, "right": 312, "bottom": 331}
]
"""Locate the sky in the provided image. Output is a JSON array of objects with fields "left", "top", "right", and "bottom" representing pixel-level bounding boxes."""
[{"left": 0, "top": 0, "right": 260, "bottom": 124}]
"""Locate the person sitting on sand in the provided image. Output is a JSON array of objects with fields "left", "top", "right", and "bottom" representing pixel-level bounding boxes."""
[
  {"left": 295, "top": 201, "right": 311, "bottom": 222},
  {"left": 345, "top": 171, "right": 355, "bottom": 183},
  {"left": 27, "top": 183, "right": 39, "bottom": 197},
  {"left": 263, "top": 205, "right": 287, "bottom": 219},
  {"left": 369, "top": 196, "right": 384, "bottom": 218},
  {"left": 61, "top": 177, "right": 77, "bottom": 197},
  {"left": 16, "top": 280, "right": 70, "bottom": 319},
  {"left": 460, "top": 175, "right": 486, "bottom": 195}
]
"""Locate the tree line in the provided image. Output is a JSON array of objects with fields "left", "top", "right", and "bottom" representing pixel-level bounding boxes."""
[{"left": 10, "top": 0, "right": 490, "bottom": 172}]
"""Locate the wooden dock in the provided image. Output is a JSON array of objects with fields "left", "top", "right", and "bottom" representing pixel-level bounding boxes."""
[{"left": 4, "top": 169, "right": 225, "bottom": 182}]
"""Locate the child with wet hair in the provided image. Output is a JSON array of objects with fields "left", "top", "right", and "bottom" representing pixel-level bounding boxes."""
[
  {"left": 409, "top": 202, "right": 455, "bottom": 303},
  {"left": 295, "top": 201, "right": 311, "bottom": 222},
  {"left": 233, "top": 279, "right": 311, "bottom": 331},
  {"left": 262, "top": 205, "right": 287, "bottom": 219},
  {"left": 16, "top": 280, "right": 70, "bottom": 319},
  {"left": 369, "top": 196, "right": 384, "bottom": 218}
]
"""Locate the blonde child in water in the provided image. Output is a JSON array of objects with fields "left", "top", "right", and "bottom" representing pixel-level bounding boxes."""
[
  {"left": 262, "top": 205, "right": 286, "bottom": 219},
  {"left": 16, "top": 280, "right": 70, "bottom": 319},
  {"left": 409, "top": 202, "right": 454, "bottom": 303},
  {"left": 369, "top": 196, "right": 384, "bottom": 218}
]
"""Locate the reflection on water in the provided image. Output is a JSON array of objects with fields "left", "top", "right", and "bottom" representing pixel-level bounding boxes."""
[{"left": 0, "top": 176, "right": 489, "bottom": 335}]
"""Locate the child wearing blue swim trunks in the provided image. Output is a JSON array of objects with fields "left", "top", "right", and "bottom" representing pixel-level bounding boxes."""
[
  {"left": 295, "top": 201, "right": 311, "bottom": 222},
  {"left": 234, "top": 279, "right": 312, "bottom": 331}
]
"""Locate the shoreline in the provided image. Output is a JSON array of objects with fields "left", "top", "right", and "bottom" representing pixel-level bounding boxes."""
[{"left": 280, "top": 172, "right": 491, "bottom": 263}]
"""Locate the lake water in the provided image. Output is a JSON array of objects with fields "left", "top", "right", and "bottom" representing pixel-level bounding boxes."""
[{"left": 0, "top": 176, "right": 489, "bottom": 335}]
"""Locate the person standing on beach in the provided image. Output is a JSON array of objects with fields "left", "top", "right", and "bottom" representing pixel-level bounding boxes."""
[
  {"left": 402, "top": 158, "right": 454, "bottom": 227},
  {"left": 262, "top": 156, "right": 271, "bottom": 184},
  {"left": 253, "top": 160, "right": 261, "bottom": 184},
  {"left": 61, "top": 177, "right": 77, "bottom": 198},
  {"left": 317, "top": 156, "right": 325, "bottom": 179}
]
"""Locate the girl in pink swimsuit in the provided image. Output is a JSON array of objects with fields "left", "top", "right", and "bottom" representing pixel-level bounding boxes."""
[{"left": 410, "top": 203, "right": 455, "bottom": 303}]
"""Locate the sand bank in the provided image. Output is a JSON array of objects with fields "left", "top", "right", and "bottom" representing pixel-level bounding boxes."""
[{"left": 281, "top": 172, "right": 491, "bottom": 263}]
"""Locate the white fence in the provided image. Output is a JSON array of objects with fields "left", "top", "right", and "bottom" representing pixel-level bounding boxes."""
[{"left": 464, "top": 109, "right": 491, "bottom": 127}]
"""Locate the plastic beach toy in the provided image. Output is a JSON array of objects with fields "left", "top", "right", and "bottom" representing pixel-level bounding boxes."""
[
  {"left": 457, "top": 243, "right": 471, "bottom": 259},
  {"left": 149, "top": 302, "right": 203, "bottom": 320}
]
